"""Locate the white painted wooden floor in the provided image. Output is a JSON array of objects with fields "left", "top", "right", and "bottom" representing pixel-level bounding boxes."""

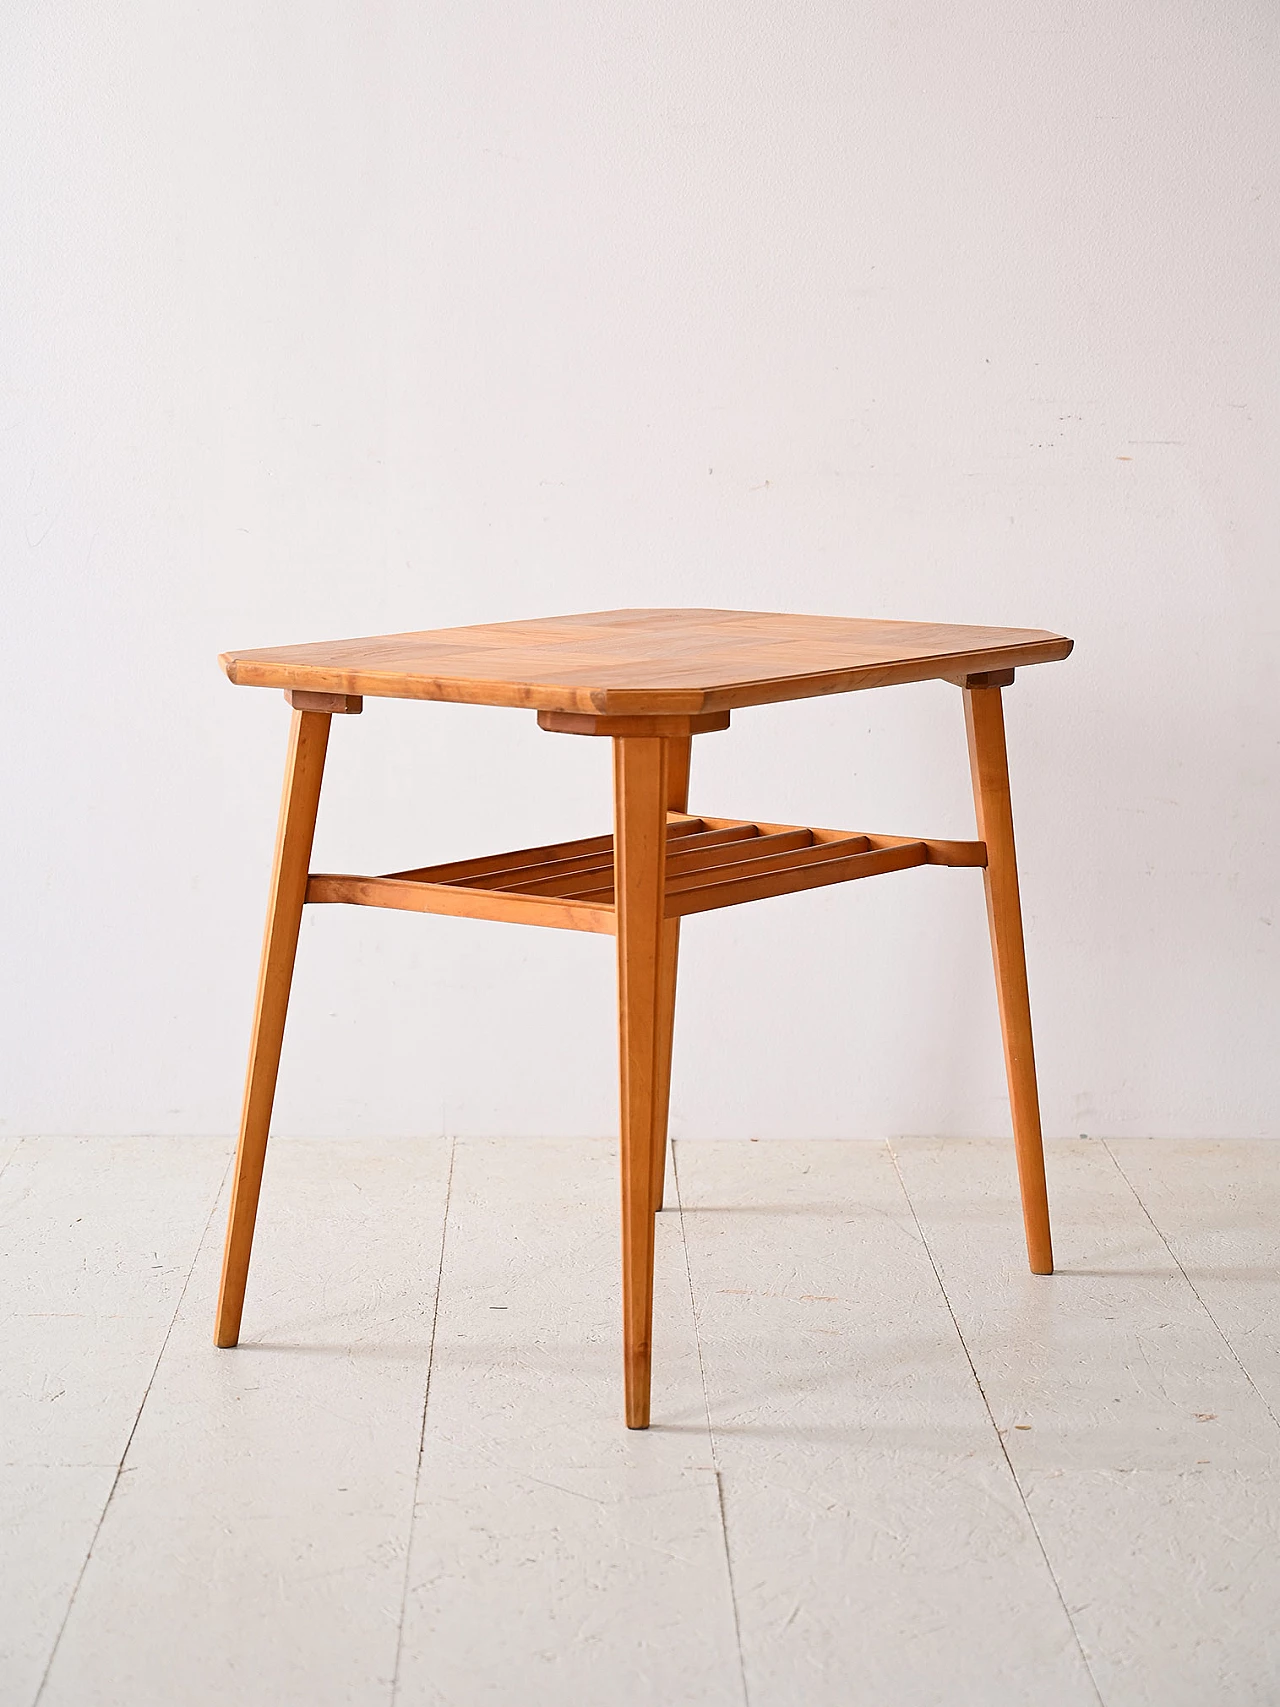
[{"left": 3, "top": 1136, "right": 1278, "bottom": 1706}]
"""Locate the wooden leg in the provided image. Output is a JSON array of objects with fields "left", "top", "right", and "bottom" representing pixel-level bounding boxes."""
[
  {"left": 651, "top": 735, "right": 691, "bottom": 1214},
  {"left": 613, "top": 735, "right": 670, "bottom": 1427},
  {"left": 215, "top": 709, "right": 331, "bottom": 1346},
  {"left": 964, "top": 686, "right": 1054, "bottom": 1275}
]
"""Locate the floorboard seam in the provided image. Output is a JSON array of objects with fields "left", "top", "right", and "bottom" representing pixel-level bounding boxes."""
[
  {"left": 389, "top": 1134, "right": 456, "bottom": 1706},
  {"left": 1102, "top": 1138, "right": 1280, "bottom": 1440},
  {"left": 31, "top": 1145, "right": 233, "bottom": 1707},
  {"left": 886, "top": 1140, "right": 1106, "bottom": 1707},
  {"left": 671, "top": 1143, "right": 751, "bottom": 1707},
  {"left": 0, "top": 1135, "right": 26, "bottom": 1188}
]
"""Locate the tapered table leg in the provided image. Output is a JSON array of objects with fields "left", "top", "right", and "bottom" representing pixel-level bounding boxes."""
[
  {"left": 613, "top": 735, "right": 670, "bottom": 1427},
  {"left": 215, "top": 709, "right": 331, "bottom": 1345},
  {"left": 964, "top": 685, "right": 1054, "bottom": 1275},
  {"left": 650, "top": 735, "right": 691, "bottom": 1214}
]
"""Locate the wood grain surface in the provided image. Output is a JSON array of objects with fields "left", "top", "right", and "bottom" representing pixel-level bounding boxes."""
[
  {"left": 964, "top": 684, "right": 1054, "bottom": 1275},
  {"left": 612, "top": 737, "right": 670, "bottom": 1427},
  {"left": 222, "top": 607, "right": 1072, "bottom": 715},
  {"left": 215, "top": 709, "right": 332, "bottom": 1346},
  {"left": 303, "top": 816, "right": 987, "bottom": 936}
]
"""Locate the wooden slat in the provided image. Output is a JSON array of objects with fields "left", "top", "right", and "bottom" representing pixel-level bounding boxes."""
[
  {"left": 664, "top": 833, "right": 870, "bottom": 896},
  {"left": 864, "top": 833, "right": 987, "bottom": 867},
  {"left": 309, "top": 820, "right": 981, "bottom": 930},
  {"left": 696, "top": 815, "right": 802, "bottom": 837},
  {"left": 667, "top": 826, "right": 810, "bottom": 874},
  {"left": 564, "top": 827, "right": 821, "bottom": 902},
  {"left": 497, "top": 825, "right": 762, "bottom": 898},
  {"left": 385, "top": 818, "right": 705, "bottom": 887},
  {"left": 385, "top": 831, "right": 612, "bottom": 885},
  {"left": 697, "top": 818, "right": 986, "bottom": 868},
  {"left": 306, "top": 873, "right": 615, "bottom": 934},
  {"left": 665, "top": 840, "right": 929, "bottom": 918}
]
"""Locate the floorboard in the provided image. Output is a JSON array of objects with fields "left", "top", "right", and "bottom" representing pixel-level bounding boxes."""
[
  {"left": 677, "top": 1139, "right": 1096, "bottom": 1706},
  {"left": 0, "top": 1464, "right": 117, "bottom": 1706},
  {"left": 1107, "top": 1138, "right": 1280, "bottom": 1419},
  {"left": 38, "top": 1138, "right": 452, "bottom": 1707},
  {"left": 0, "top": 1137, "right": 228, "bottom": 1705},
  {"left": 892, "top": 1136, "right": 1280, "bottom": 1707},
  {"left": 394, "top": 1138, "right": 744, "bottom": 1707},
  {"left": 6, "top": 1136, "right": 1279, "bottom": 1707}
]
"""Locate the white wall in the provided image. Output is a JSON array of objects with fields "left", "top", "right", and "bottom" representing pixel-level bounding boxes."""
[{"left": 3, "top": 2, "right": 1277, "bottom": 1141}]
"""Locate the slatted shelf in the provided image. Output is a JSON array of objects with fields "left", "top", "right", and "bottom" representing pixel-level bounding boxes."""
[{"left": 305, "top": 817, "right": 987, "bottom": 933}]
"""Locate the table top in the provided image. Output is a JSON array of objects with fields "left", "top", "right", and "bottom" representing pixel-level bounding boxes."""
[{"left": 221, "top": 607, "right": 1073, "bottom": 715}]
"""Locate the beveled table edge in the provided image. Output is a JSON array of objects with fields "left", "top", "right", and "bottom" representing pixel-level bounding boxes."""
[{"left": 220, "top": 632, "right": 1073, "bottom": 714}]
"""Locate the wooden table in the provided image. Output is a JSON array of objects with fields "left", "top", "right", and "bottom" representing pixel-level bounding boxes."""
[{"left": 214, "top": 607, "right": 1073, "bottom": 1428}]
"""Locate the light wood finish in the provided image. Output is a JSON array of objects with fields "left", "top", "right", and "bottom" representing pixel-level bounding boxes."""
[
  {"left": 305, "top": 873, "right": 617, "bottom": 934},
  {"left": 537, "top": 708, "right": 730, "bottom": 738},
  {"left": 215, "top": 709, "right": 331, "bottom": 1346},
  {"left": 665, "top": 833, "right": 928, "bottom": 914},
  {"left": 553, "top": 827, "right": 770, "bottom": 903},
  {"left": 222, "top": 607, "right": 1073, "bottom": 715},
  {"left": 568, "top": 831, "right": 877, "bottom": 904},
  {"left": 946, "top": 668, "right": 1016, "bottom": 690},
  {"left": 217, "top": 607, "right": 1071, "bottom": 1428},
  {"left": 694, "top": 818, "right": 989, "bottom": 867},
  {"left": 861, "top": 831, "right": 987, "bottom": 866},
  {"left": 383, "top": 825, "right": 695, "bottom": 886},
  {"left": 651, "top": 737, "right": 691, "bottom": 1214},
  {"left": 303, "top": 817, "right": 986, "bottom": 938},
  {"left": 964, "top": 685, "right": 1053, "bottom": 1275},
  {"left": 284, "top": 689, "right": 363, "bottom": 714},
  {"left": 612, "top": 737, "right": 669, "bottom": 1428},
  {"left": 496, "top": 825, "right": 754, "bottom": 898},
  {"left": 666, "top": 839, "right": 929, "bottom": 918}
]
